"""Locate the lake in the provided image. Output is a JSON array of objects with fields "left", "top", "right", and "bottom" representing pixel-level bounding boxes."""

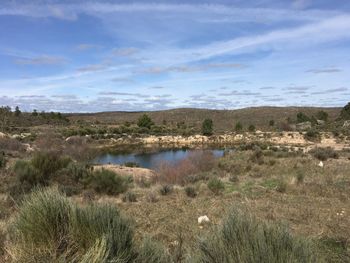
[{"left": 93, "top": 148, "right": 226, "bottom": 169}]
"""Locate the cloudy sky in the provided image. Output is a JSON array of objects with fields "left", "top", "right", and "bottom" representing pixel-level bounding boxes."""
[{"left": 0, "top": 0, "right": 350, "bottom": 112}]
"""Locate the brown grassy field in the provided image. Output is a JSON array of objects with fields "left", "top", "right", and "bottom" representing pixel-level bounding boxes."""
[{"left": 67, "top": 106, "right": 341, "bottom": 132}]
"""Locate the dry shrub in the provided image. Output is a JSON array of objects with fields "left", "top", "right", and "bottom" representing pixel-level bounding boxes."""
[
  {"left": 0, "top": 137, "right": 25, "bottom": 152},
  {"left": 63, "top": 136, "right": 95, "bottom": 161},
  {"left": 155, "top": 151, "right": 216, "bottom": 185}
]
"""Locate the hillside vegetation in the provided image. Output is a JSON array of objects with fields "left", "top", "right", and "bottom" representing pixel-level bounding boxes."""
[{"left": 67, "top": 107, "right": 341, "bottom": 132}]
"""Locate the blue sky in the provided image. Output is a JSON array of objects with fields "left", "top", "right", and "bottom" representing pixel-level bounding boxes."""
[{"left": 0, "top": 0, "right": 350, "bottom": 112}]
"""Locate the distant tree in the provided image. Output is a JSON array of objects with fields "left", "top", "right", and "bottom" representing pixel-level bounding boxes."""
[
  {"left": 137, "top": 114, "right": 154, "bottom": 129},
  {"left": 32, "top": 109, "right": 38, "bottom": 116},
  {"left": 340, "top": 102, "right": 350, "bottom": 120},
  {"left": 296, "top": 112, "right": 310, "bottom": 123},
  {"left": 202, "top": 118, "right": 213, "bottom": 136},
  {"left": 248, "top": 124, "right": 256, "bottom": 132},
  {"left": 235, "top": 122, "right": 243, "bottom": 132},
  {"left": 316, "top": 110, "right": 328, "bottom": 122},
  {"left": 269, "top": 120, "right": 275, "bottom": 126},
  {"left": 14, "top": 106, "right": 21, "bottom": 117}
]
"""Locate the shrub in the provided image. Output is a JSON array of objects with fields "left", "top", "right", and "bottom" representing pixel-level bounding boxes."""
[
  {"left": 124, "top": 162, "right": 140, "bottom": 167},
  {"left": 0, "top": 137, "right": 25, "bottom": 152},
  {"left": 185, "top": 186, "right": 197, "bottom": 198},
  {"left": 0, "top": 154, "right": 6, "bottom": 169},
  {"left": 202, "top": 118, "right": 213, "bottom": 136},
  {"left": 250, "top": 149, "right": 264, "bottom": 165},
  {"left": 122, "top": 191, "right": 137, "bottom": 202},
  {"left": 61, "top": 162, "right": 91, "bottom": 183},
  {"left": 135, "top": 237, "right": 171, "bottom": 263},
  {"left": 296, "top": 171, "right": 305, "bottom": 184},
  {"left": 309, "top": 147, "right": 339, "bottom": 161},
  {"left": 340, "top": 101, "right": 350, "bottom": 120},
  {"left": 207, "top": 178, "right": 225, "bottom": 195},
  {"left": 13, "top": 160, "right": 41, "bottom": 186},
  {"left": 137, "top": 114, "right": 154, "bottom": 129},
  {"left": 276, "top": 179, "right": 287, "bottom": 193},
  {"left": 86, "top": 168, "right": 130, "bottom": 195},
  {"left": 248, "top": 124, "right": 256, "bottom": 132},
  {"left": 229, "top": 174, "right": 239, "bottom": 183},
  {"left": 196, "top": 208, "right": 320, "bottom": 263},
  {"left": 159, "top": 184, "right": 173, "bottom": 196},
  {"left": 304, "top": 130, "right": 320, "bottom": 142},
  {"left": 269, "top": 120, "right": 275, "bottom": 126},
  {"left": 8, "top": 188, "right": 136, "bottom": 262},
  {"left": 13, "top": 152, "right": 72, "bottom": 187},
  {"left": 235, "top": 122, "right": 243, "bottom": 132},
  {"left": 156, "top": 151, "right": 216, "bottom": 185}
]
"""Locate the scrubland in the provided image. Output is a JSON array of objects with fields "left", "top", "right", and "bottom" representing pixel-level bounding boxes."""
[{"left": 0, "top": 131, "right": 350, "bottom": 262}]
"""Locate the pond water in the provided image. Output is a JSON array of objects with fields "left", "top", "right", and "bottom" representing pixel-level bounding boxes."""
[{"left": 93, "top": 148, "right": 226, "bottom": 169}]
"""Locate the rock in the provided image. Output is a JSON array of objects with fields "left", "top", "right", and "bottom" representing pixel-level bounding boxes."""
[
  {"left": 0, "top": 132, "right": 6, "bottom": 138},
  {"left": 296, "top": 121, "right": 312, "bottom": 131},
  {"left": 318, "top": 161, "right": 324, "bottom": 168},
  {"left": 198, "top": 215, "right": 210, "bottom": 225},
  {"left": 343, "top": 120, "right": 350, "bottom": 128}
]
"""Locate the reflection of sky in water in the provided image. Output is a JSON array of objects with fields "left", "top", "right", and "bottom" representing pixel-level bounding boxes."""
[{"left": 93, "top": 149, "right": 225, "bottom": 169}]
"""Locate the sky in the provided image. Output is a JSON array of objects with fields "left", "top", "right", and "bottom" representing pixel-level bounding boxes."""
[{"left": 0, "top": 0, "right": 350, "bottom": 112}]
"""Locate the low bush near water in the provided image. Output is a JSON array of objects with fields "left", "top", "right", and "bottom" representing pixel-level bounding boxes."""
[
  {"left": 85, "top": 168, "right": 131, "bottom": 195},
  {"left": 156, "top": 151, "right": 216, "bottom": 185}
]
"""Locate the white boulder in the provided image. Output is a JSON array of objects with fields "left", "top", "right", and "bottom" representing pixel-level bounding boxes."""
[
  {"left": 318, "top": 161, "right": 324, "bottom": 168},
  {"left": 198, "top": 215, "right": 210, "bottom": 225}
]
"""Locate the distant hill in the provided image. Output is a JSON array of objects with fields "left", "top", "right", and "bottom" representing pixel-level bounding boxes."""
[{"left": 67, "top": 106, "right": 341, "bottom": 132}]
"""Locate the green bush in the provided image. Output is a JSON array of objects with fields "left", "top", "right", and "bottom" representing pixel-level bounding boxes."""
[
  {"left": 86, "top": 169, "right": 130, "bottom": 195},
  {"left": 135, "top": 237, "right": 171, "bottom": 263},
  {"left": 207, "top": 178, "right": 225, "bottom": 195},
  {"left": 0, "top": 154, "right": 6, "bottom": 169},
  {"left": 8, "top": 188, "right": 169, "bottom": 262},
  {"left": 248, "top": 124, "right": 256, "bottom": 132},
  {"left": 8, "top": 188, "right": 133, "bottom": 262},
  {"left": 196, "top": 208, "right": 320, "bottom": 263},
  {"left": 309, "top": 147, "right": 339, "bottom": 161},
  {"left": 137, "top": 114, "right": 154, "bottom": 129},
  {"left": 13, "top": 160, "right": 41, "bottom": 186},
  {"left": 13, "top": 152, "right": 72, "bottom": 187},
  {"left": 185, "top": 186, "right": 197, "bottom": 198},
  {"left": 62, "top": 162, "right": 91, "bottom": 183},
  {"left": 202, "top": 118, "right": 213, "bottom": 136},
  {"left": 304, "top": 130, "right": 320, "bottom": 142},
  {"left": 235, "top": 122, "right": 243, "bottom": 132}
]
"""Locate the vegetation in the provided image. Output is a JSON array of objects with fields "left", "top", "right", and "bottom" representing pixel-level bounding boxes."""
[
  {"left": 304, "top": 129, "right": 320, "bottom": 142},
  {"left": 207, "top": 178, "right": 225, "bottom": 195},
  {"left": 196, "top": 208, "right": 320, "bottom": 263},
  {"left": 201, "top": 118, "right": 213, "bottom": 136},
  {"left": 7, "top": 188, "right": 169, "bottom": 262},
  {"left": 86, "top": 168, "right": 131, "bottom": 195},
  {"left": 340, "top": 102, "right": 350, "bottom": 119},
  {"left": 137, "top": 114, "right": 154, "bottom": 129},
  {"left": 248, "top": 124, "right": 256, "bottom": 132},
  {"left": 235, "top": 121, "right": 243, "bottom": 132},
  {"left": 184, "top": 186, "right": 197, "bottom": 198},
  {"left": 297, "top": 112, "right": 311, "bottom": 123},
  {"left": 309, "top": 147, "right": 339, "bottom": 161}
]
